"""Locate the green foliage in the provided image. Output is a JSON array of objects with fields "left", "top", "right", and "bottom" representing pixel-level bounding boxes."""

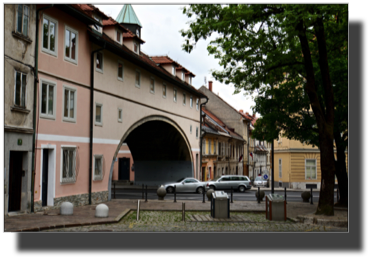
[{"left": 181, "top": 4, "right": 348, "bottom": 147}]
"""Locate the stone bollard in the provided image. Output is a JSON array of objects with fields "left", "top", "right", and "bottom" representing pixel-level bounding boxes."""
[
  {"left": 255, "top": 190, "right": 265, "bottom": 202},
  {"left": 95, "top": 204, "right": 109, "bottom": 218},
  {"left": 157, "top": 185, "right": 166, "bottom": 200},
  {"left": 60, "top": 202, "right": 74, "bottom": 215},
  {"left": 301, "top": 191, "right": 311, "bottom": 202},
  {"left": 206, "top": 189, "right": 215, "bottom": 201}
]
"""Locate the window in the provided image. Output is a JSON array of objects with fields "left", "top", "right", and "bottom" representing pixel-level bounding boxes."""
[
  {"left": 116, "top": 30, "right": 122, "bottom": 44},
  {"left": 40, "top": 80, "right": 55, "bottom": 118},
  {"left": 63, "top": 86, "right": 76, "bottom": 122},
  {"left": 135, "top": 70, "right": 141, "bottom": 88},
  {"left": 196, "top": 98, "right": 199, "bottom": 110},
  {"left": 173, "top": 88, "right": 177, "bottom": 102},
  {"left": 190, "top": 125, "right": 192, "bottom": 134},
  {"left": 182, "top": 71, "right": 185, "bottom": 81},
  {"left": 96, "top": 52, "right": 103, "bottom": 72},
  {"left": 95, "top": 103, "right": 102, "bottom": 126},
  {"left": 183, "top": 93, "right": 186, "bottom": 105},
  {"left": 42, "top": 15, "right": 58, "bottom": 56},
  {"left": 64, "top": 26, "right": 78, "bottom": 64},
  {"left": 305, "top": 159, "right": 317, "bottom": 179},
  {"left": 172, "top": 65, "right": 175, "bottom": 75},
  {"left": 118, "top": 108, "right": 122, "bottom": 123},
  {"left": 196, "top": 127, "right": 198, "bottom": 139},
  {"left": 279, "top": 159, "right": 282, "bottom": 178},
  {"left": 190, "top": 96, "right": 193, "bottom": 108},
  {"left": 133, "top": 42, "right": 139, "bottom": 54},
  {"left": 61, "top": 147, "right": 76, "bottom": 184},
  {"left": 14, "top": 71, "right": 26, "bottom": 108},
  {"left": 162, "top": 83, "right": 167, "bottom": 98},
  {"left": 94, "top": 155, "right": 103, "bottom": 181},
  {"left": 208, "top": 140, "right": 211, "bottom": 154},
  {"left": 190, "top": 77, "right": 192, "bottom": 85},
  {"left": 214, "top": 140, "right": 216, "bottom": 154},
  {"left": 202, "top": 139, "right": 206, "bottom": 154},
  {"left": 93, "top": 14, "right": 102, "bottom": 33},
  {"left": 118, "top": 61, "right": 123, "bottom": 81},
  {"left": 16, "top": 5, "right": 29, "bottom": 36},
  {"left": 136, "top": 29, "right": 140, "bottom": 37},
  {"left": 150, "top": 77, "right": 155, "bottom": 93}
]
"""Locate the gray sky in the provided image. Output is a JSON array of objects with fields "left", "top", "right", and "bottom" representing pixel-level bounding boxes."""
[{"left": 95, "top": 4, "right": 255, "bottom": 115}]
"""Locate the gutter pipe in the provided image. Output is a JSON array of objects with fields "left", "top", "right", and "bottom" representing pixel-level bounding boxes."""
[
  {"left": 199, "top": 97, "right": 209, "bottom": 180},
  {"left": 89, "top": 42, "right": 106, "bottom": 205},
  {"left": 31, "top": 4, "right": 54, "bottom": 213}
]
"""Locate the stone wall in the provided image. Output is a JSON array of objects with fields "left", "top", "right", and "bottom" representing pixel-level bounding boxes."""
[{"left": 34, "top": 191, "right": 109, "bottom": 211}]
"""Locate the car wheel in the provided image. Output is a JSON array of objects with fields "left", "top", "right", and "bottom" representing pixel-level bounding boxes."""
[
  {"left": 167, "top": 187, "right": 174, "bottom": 193},
  {"left": 196, "top": 187, "right": 204, "bottom": 194},
  {"left": 238, "top": 186, "right": 246, "bottom": 193},
  {"left": 209, "top": 185, "right": 215, "bottom": 191}
]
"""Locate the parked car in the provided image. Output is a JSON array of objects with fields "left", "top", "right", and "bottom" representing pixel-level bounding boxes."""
[
  {"left": 205, "top": 175, "right": 252, "bottom": 192},
  {"left": 253, "top": 176, "right": 269, "bottom": 187},
  {"left": 163, "top": 178, "right": 206, "bottom": 194}
]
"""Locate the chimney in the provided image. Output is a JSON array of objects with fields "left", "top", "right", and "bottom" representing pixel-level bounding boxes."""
[{"left": 208, "top": 81, "right": 213, "bottom": 92}]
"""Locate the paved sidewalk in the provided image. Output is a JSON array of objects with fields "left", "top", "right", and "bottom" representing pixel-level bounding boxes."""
[{"left": 4, "top": 199, "right": 347, "bottom": 232}]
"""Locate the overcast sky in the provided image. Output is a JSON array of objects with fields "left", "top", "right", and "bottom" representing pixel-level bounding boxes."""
[{"left": 95, "top": 4, "right": 255, "bottom": 115}]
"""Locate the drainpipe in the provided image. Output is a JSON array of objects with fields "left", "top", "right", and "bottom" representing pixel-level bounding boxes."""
[
  {"left": 89, "top": 43, "right": 105, "bottom": 205},
  {"left": 199, "top": 97, "right": 208, "bottom": 180},
  {"left": 31, "top": 4, "right": 54, "bottom": 213}
]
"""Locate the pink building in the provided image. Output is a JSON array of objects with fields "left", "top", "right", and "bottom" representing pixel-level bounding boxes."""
[{"left": 32, "top": 4, "right": 207, "bottom": 209}]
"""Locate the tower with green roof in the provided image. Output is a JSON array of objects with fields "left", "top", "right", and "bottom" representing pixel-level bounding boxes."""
[{"left": 116, "top": 4, "right": 142, "bottom": 38}]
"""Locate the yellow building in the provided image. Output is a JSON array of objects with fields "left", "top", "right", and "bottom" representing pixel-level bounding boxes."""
[{"left": 273, "top": 136, "right": 347, "bottom": 189}]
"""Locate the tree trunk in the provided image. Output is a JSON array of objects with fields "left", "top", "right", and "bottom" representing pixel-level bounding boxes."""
[{"left": 334, "top": 132, "right": 348, "bottom": 207}]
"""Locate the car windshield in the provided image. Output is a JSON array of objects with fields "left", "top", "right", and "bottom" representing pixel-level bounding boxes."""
[
  {"left": 255, "top": 176, "right": 263, "bottom": 181},
  {"left": 214, "top": 176, "right": 222, "bottom": 181},
  {"left": 176, "top": 178, "right": 185, "bottom": 182}
]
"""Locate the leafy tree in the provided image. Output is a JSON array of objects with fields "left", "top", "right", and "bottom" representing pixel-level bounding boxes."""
[{"left": 181, "top": 4, "right": 348, "bottom": 215}]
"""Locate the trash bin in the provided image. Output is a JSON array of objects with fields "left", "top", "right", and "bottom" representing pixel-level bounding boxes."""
[
  {"left": 265, "top": 193, "right": 286, "bottom": 221},
  {"left": 211, "top": 191, "right": 230, "bottom": 218}
]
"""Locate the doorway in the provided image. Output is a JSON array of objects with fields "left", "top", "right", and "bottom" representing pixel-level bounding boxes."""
[
  {"left": 8, "top": 151, "right": 23, "bottom": 212},
  {"left": 42, "top": 149, "right": 49, "bottom": 206},
  {"left": 118, "top": 157, "right": 130, "bottom": 181}
]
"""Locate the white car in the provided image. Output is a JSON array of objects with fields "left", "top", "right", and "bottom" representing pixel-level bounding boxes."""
[
  {"left": 205, "top": 175, "right": 252, "bottom": 192},
  {"left": 253, "top": 176, "right": 269, "bottom": 187},
  {"left": 163, "top": 178, "right": 206, "bottom": 194}
]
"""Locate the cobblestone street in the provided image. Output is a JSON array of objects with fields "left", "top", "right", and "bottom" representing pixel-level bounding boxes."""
[{"left": 45, "top": 211, "right": 347, "bottom": 232}]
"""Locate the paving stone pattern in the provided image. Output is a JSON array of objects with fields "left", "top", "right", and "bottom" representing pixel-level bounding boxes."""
[{"left": 45, "top": 211, "right": 347, "bottom": 232}]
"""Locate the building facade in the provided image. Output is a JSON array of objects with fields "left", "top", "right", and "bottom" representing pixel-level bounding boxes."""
[{"left": 4, "top": 4, "right": 36, "bottom": 214}]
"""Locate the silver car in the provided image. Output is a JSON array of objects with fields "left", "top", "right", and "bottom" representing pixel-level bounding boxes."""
[
  {"left": 253, "top": 176, "right": 269, "bottom": 187},
  {"left": 206, "top": 175, "right": 252, "bottom": 192},
  {"left": 164, "top": 178, "right": 206, "bottom": 194}
]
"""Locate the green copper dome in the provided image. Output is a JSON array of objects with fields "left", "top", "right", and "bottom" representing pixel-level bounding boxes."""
[{"left": 116, "top": 4, "right": 142, "bottom": 27}]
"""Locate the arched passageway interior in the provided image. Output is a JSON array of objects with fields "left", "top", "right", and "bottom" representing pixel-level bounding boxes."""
[{"left": 125, "top": 120, "right": 192, "bottom": 186}]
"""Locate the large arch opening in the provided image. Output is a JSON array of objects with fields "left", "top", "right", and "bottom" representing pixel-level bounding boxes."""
[{"left": 111, "top": 116, "right": 193, "bottom": 189}]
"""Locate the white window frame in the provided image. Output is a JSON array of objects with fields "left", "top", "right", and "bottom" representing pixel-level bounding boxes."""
[
  {"left": 41, "top": 14, "right": 58, "bottom": 56},
  {"left": 135, "top": 69, "right": 141, "bottom": 88},
  {"left": 62, "top": 85, "right": 77, "bottom": 123},
  {"left": 190, "top": 96, "right": 193, "bottom": 108},
  {"left": 162, "top": 82, "right": 167, "bottom": 98},
  {"left": 117, "top": 60, "right": 124, "bottom": 81},
  {"left": 196, "top": 98, "right": 199, "bottom": 110},
  {"left": 183, "top": 92, "right": 186, "bottom": 106},
  {"left": 279, "top": 158, "right": 282, "bottom": 178},
  {"left": 305, "top": 159, "right": 317, "bottom": 180},
  {"left": 133, "top": 41, "right": 139, "bottom": 54},
  {"left": 95, "top": 52, "right": 103, "bottom": 73},
  {"left": 118, "top": 108, "right": 122, "bottom": 123},
  {"left": 14, "top": 70, "right": 27, "bottom": 108},
  {"left": 95, "top": 103, "right": 103, "bottom": 126},
  {"left": 64, "top": 25, "right": 78, "bottom": 65},
  {"left": 116, "top": 29, "right": 122, "bottom": 44},
  {"left": 150, "top": 77, "right": 155, "bottom": 94},
  {"left": 93, "top": 155, "right": 103, "bottom": 181},
  {"left": 173, "top": 88, "right": 177, "bottom": 102},
  {"left": 93, "top": 14, "right": 102, "bottom": 33},
  {"left": 60, "top": 145, "right": 76, "bottom": 184},
  {"left": 190, "top": 77, "right": 192, "bottom": 85},
  {"left": 15, "top": 5, "right": 29, "bottom": 36},
  {"left": 182, "top": 71, "right": 185, "bottom": 81},
  {"left": 172, "top": 65, "right": 176, "bottom": 76},
  {"left": 39, "top": 78, "right": 56, "bottom": 119}
]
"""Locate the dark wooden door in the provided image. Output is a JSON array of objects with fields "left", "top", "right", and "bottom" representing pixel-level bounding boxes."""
[
  {"left": 8, "top": 151, "right": 23, "bottom": 212},
  {"left": 118, "top": 157, "right": 130, "bottom": 180},
  {"left": 42, "top": 149, "right": 49, "bottom": 207}
]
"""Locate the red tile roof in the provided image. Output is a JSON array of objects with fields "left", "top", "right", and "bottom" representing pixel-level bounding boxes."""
[{"left": 203, "top": 108, "right": 244, "bottom": 140}]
